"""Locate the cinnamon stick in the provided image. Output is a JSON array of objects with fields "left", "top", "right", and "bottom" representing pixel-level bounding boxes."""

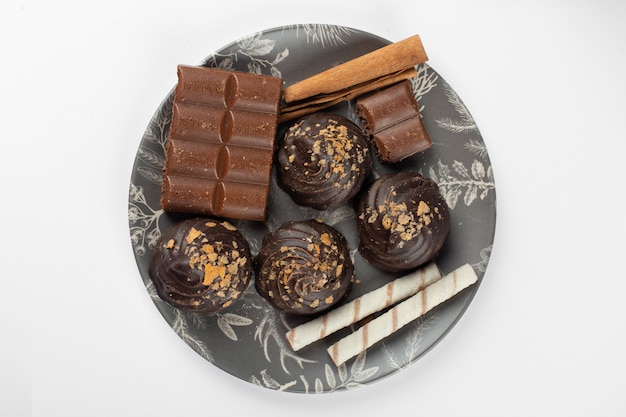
[
  {"left": 282, "top": 34, "right": 428, "bottom": 104},
  {"left": 278, "top": 68, "right": 417, "bottom": 123}
]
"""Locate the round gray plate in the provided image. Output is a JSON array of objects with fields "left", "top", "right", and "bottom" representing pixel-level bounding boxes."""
[{"left": 128, "top": 24, "right": 496, "bottom": 394}]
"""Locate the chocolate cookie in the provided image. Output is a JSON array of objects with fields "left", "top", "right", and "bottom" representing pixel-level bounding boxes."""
[
  {"left": 277, "top": 113, "right": 372, "bottom": 210},
  {"left": 356, "top": 172, "right": 450, "bottom": 272},
  {"left": 254, "top": 219, "right": 354, "bottom": 315},
  {"left": 149, "top": 218, "right": 252, "bottom": 315}
]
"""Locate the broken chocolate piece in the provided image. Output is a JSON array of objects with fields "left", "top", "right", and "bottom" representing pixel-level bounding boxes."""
[
  {"left": 356, "top": 80, "right": 432, "bottom": 163},
  {"left": 161, "top": 65, "right": 282, "bottom": 221}
]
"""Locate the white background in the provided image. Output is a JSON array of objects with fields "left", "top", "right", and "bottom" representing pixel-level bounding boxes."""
[{"left": 2, "top": 0, "right": 625, "bottom": 415}]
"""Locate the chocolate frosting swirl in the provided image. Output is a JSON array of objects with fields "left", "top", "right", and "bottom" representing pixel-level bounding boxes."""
[
  {"left": 149, "top": 218, "right": 252, "bottom": 315},
  {"left": 277, "top": 113, "right": 372, "bottom": 210},
  {"left": 357, "top": 172, "right": 450, "bottom": 272},
  {"left": 254, "top": 219, "right": 354, "bottom": 315}
]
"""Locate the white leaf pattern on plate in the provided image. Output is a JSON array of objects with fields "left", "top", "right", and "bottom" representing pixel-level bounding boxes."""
[{"left": 217, "top": 313, "right": 253, "bottom": 341}]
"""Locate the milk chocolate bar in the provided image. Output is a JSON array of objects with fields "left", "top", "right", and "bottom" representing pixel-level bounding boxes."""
[
  {"left": 161, "top": 65, "right": 282, "bottom": 221},
  {"left": 356, "top": 80, "right": 432, "bottom": 163}
]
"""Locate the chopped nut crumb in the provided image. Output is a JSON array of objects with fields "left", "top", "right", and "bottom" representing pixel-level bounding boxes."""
[
  {"left": 417, "top": 200, "right": 430, "bottom": 216},
  {"left": 186, "top": 227, "right": 202, "bottom": 244},
  {"left": 222, "top": 221, "right": 237, "bottom": 231},
  {"left": 203, "top": 264, "right": 226, "bottom": 286}
]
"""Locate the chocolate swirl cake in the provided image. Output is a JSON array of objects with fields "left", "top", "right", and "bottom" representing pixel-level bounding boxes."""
[
  {"left": 356, "top": 172, "right": 450, "bottom": 272},
  {"left": 149, "top": 218, "right": 253, "bottom": 315},
  {"left": 277, "top": 113, "right": 372, "bottom": 210},
  {"left": 254, "top": 219, "right": 354, "bottom": 315}
]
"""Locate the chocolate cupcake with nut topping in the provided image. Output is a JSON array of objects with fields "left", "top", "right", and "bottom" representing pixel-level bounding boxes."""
[
  {"left": 149, "top": 218, "right": 253, "bottom": 315},
  {"left": 356, "top": 172, "right": 450, "bottom": 272},
  {"left": 254, "top": 219, "right": 354, "bottom": 315},
  {"left": 277, "top": 113, "right": 372, "bottom": 210}
]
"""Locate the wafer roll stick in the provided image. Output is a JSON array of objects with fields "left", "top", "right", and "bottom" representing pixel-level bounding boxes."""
[
  {"left": 327, "top": 263, "right": 478, "bottom": 367},
  {"left": 285, "top": 262, "right": 441, "bottom": 351},
  {"left": 282, "top": 34, "right": 428, "bottom": 104}
]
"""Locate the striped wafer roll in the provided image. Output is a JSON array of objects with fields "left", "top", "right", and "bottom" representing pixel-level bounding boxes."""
[
  {"left": 327, "top": 263, "right": 478, "bottom": 366},
  {"left": 285, "top": 262, "right": 441, "bottom": 351}
]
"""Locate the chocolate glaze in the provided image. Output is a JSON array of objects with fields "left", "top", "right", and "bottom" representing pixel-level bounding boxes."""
[
  {"left": 149, "top": 218, "right": 253, "bottom": 315},
  {"left": 277, "top": 113, "right": 372, "bottom": 210},
  {"left": 356, "top": 172, "right": 450, "bottom": 272},
  {"left": 254, "top": 219, "right": 354, "bottom": 315}
]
